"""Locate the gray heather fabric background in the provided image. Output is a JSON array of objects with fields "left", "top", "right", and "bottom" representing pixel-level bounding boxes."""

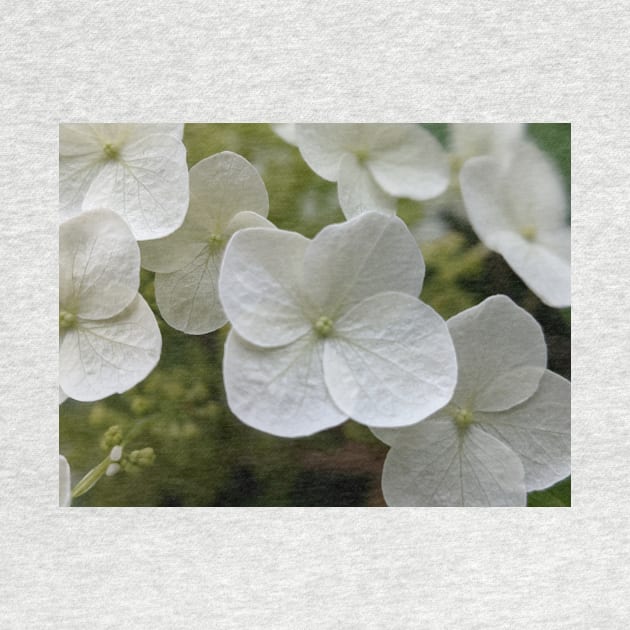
[{"left": 1, "top": 1, "right": 628, "bottom": 627}]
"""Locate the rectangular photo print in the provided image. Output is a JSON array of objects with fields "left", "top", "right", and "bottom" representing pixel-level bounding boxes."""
[{"left": 59, "top": 123, "right": 570, "bottom": 507}]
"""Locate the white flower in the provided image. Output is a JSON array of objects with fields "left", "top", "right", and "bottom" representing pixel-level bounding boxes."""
[
  {"left": 296, "top": 124, "right": 449, "bottom": 219},
  {"left": 140, "top": 152, "right": 274, "bottom": 334},
  {"left": 59, "top": 455, "right": 71, "bottom": 507},
  {"left": 59, "top": 209, "right": 162, "bottom": 401},
  {"left": 219, "top": 211, "right": 457, "bottom": 437},
  {"left": 372, "top": 295, "right": 570, "bottom": 507},
  {"left": 460, "top": 142, "right": 570, "bottom": 307},
  {"left": 271, "top": 123, "right": 298, "bottom": 146},
  {"left": 59, "top": 123, "right": 189, "bottom": 240}
]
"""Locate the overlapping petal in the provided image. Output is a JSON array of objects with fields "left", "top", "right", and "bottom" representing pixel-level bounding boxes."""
[
  {"left": 477, "top": 370, "right": 570, "bottom": 491},
  {"left": 59, "top": 210, "right": 140, "bottom": 320},
  {"left": 323, "top": 292, "right": 457, "bottom": 427},
  {"left": 59, "top": 295, "right": 161, "bottom": 402},
  {"left": 302, "top": 212, "right": 424, "bottom": 318},
  {"left": 366, "top": 124, "right": 449, "bottom": 200},
  {"left": 448, "top": 295, "right": 547, "bottom": 412},
  {"left": 271, "top": 123, "right": 298, "bottom": 146},
  {"left": 337, "top": 154, "right": 397, "bottom": 218},
  {"left": 450, "top": 123, "right": 525, "bottom": 162},
  {"left": 154, "top": 249, "right": 225, "bottom": 334},
  {"left": 382, "top": 421, "right": 526, "bottom": 506},
  {"left": 220, "top": 228, "right": 312, "bottom": 347},
  {"left": 223, "top": 331, "right": 347, "bottom": 437}
]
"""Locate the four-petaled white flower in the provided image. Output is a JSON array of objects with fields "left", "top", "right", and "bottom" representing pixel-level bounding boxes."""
[
  {"left": 140, "top": 152, "right": 274, "bottom": 334},
  {"left": 59, "top": 124, "right": 189, "bottom": 240},
  {"left": 296, "top": 124, "right": 450, "bottom": 219},
  {"left": 372, "top": 295, "right": 571, "bottom": 507},
  {"left": 460, "top": 142, "right": 570, "bottom": 307},
  {"left": 59, "top": 209, "right": 162, "bottom": 401},
  {"left": 219, "top": 211, "right": 458, "bottom": 437},
  {"left": 59, "top": 455, "right": 71, "bottom": 507}
]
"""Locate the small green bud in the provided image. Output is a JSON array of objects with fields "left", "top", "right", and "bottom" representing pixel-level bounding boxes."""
[
  {"left": 59, "top": 309, "right": 77, "bottom": 330},
  {"left": 453, "top": 408, "right": 474, "bottom": 428},
  {"left": 103, "top": 143, "right": 119, "bottom": 160},
  {"left": 101, "top": 424, "right": 123, "bottom": 450},
  {"left": 130, "top": 395, "right": 152, "bottom": 416},
  {"left": 129, "top": 447, "right": 156, "bottom": 468},
  {"left": 314, "top": 315, "right": 334, "bottom": 337}
]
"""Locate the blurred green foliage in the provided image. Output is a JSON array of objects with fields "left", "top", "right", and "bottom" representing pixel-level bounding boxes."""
[{"left": 60, "top": 123, "right": 571, "bottom": 507}]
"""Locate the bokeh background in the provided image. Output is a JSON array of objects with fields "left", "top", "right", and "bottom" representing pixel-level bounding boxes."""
[{"left": 60, "top": 123, "right": 570, "bottom": 507}]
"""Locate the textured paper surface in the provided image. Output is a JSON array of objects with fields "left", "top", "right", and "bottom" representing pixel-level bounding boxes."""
[{"left": 1, "top": 1, "right": 628, "bottom": 627}]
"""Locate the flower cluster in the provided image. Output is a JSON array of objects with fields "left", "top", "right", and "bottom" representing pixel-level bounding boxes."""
[{"left": 60, "top": 123, "right": 570, "bottom": 507}]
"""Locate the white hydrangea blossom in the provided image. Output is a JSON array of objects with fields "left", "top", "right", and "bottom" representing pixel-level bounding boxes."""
[
  {"left": 59, "top": 209, "right": 162, "bottom": 401},
  {"left": 140, "top": 152, "right": 274, "bottom": 334},
  {"left": 296, "top": 124, "right": 449, "bottom": 219},
  {"left": 373, "top": 295, "right": 571, "bottom": 507},
  {"left": 59, "top": 123, "right": 189, "bottom": 240},
  {"left": 59, "top": 455, "right": 71, "bottom": 507},
  {"left": 460, "top": 142, "right": 570, "bottom": 307},
  {"left": 219, "top": 211, "right": 457, "bottom": 438}
]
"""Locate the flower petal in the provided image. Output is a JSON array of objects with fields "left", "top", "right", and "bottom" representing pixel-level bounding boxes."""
[
  {"left": 224, "top": 210, "right": 276, "bottom": 236},
  {"left": 82, "top": 134, "right": 189, "bottom": 240},
  {"left": 296, "top": 124, "right": 366, "bottom": 181},
  {"left": 381, "top": 421, "right": 526, "bottom": 506},
  {"left": 60, "top": 209, "right": 140, "bottom": 319},
  {"left": 223, "top": 330, "right": 346, "bottom": 437},
  {"left": 337, "top": 154, "right": 397, "bottom": 219},
  {"left": 477, "top": 370, "right": 571, "bottom": 492},
  {"left": 59, "top": 294, "right": 161, "bottom": 402},
  {"left": 154, "top": 249, "right": 226, "bottom": 334},
  {"left": 59, "top": 387, "right": 67, "bottom": 405},
  {"left": 448, "top": 295, "right": 547, "bottom": 412},
  {"left": 139, "top": 228, "right": 208, "bottom": 273},
  {"left": 495, "top": 232, "right": 571, "bottom": 308},
  {"left": 219, "top": 227, "right": 311, "bottom": 347},
  {"left": 302, "top": 212, "right": 424, "bottom": 318},
  {"left": 59, "top": 455, "right": 72, "bottom": 507},
  {"left": 366, "top": 124, "right": 450, "bottom": 200},
  {"left": 323, "top": 292, "right": 457, "bottom": 427},
  {"left": 271, "top": 123, "right": 297, "bottom": 146},
  {"left": 449, "top": 123, "right": 525, "bottom": 161},
  {"left": 186, "top": 152, "right": 269, "bottom": 234}
]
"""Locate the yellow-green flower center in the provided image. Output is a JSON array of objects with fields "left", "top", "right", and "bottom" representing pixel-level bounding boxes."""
[
  {"left": 103, "top": 143, "right": 120, "bottom": 160},
  {"left": 453, "top": 407, "right": 474, "bottom": 428},
  {"left": 208, "top": 233, "right": 225, "bottom": 248},
  {"left": 59, "top": 309, "right": 77, "bottom": 330},
  {"left": 520, "top": 224, "right": 537, "bottom": 241},
  {"left": 314, "top": 315, "right": 334, "bottom": 337}
]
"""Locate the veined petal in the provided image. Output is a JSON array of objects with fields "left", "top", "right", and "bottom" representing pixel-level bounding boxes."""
[
  {"left": 223, "top": 330, "right": 346, "bottom": 437},
  {"left": 367, "top": 124, "right": 450, "bottom": 200},
  {"left": 59, "top": 209, "right": 140, "bottom": 319},
  {"left": 82, "top": 134, "right": 189, "bottom": 240},
  {"left": 125, "top": 124, "right": 185, "bottom": 141},
  {"left": 187, "top": 152, "right": 269, "bottom": 234},
  {"left": 139, "top": 228, "right": 208, "bottom": 273},
  {"left": 59, "top": 125, "right": 106, "bottom": 220},
  {"left": 337, "top": 154, "right": 397, "bottom": 219},
  {"left": 323, "top": 292, "right": 457, "bottom": 427},
  {"left": 448, "top": 295, "right": 547, "bottom": 412},
  {"left": 477, "top": 370, "right": 571, "bottom": 492},
  {"left": 370, "top": 410, "right": 453, "bottom": 447},
  {"left": 495, "top": 232, "right": 571, "bottom": 308},
  {"left": 219, "top": 228, "right": 311, "bottom": 347},
  {"left": 296, "top": 124, "right": 366, "bottom": 181},
  {"left": 302, "top": 212, "right": 424, "bottom": 318},
  {"left": 59, "top": 455, "right": 72, "bottom": 507},
  {"left": 59, "top": 295, "right": 161, "bottom": 402},
  {"left": 381, "top": 421, "right": 526, "bottom": 506},
  {"left": 155, "top": 249, "right": 226, "bottom": 334}
]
